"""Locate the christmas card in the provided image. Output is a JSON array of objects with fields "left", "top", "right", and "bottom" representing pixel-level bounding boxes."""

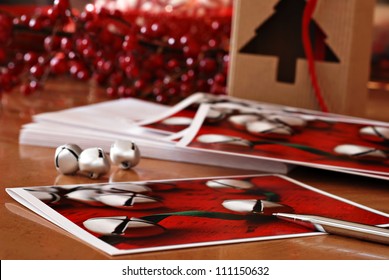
[{"left": 6, "top": 174, "right": 389, "bottom": 256}]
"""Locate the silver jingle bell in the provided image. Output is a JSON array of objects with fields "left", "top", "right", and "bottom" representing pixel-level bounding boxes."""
[
  {"left": 65, "top": 188, "right": 105, "bottom": 206},
  {"left": 96, "top": 193, "right": 163, "bottom": 210},
  {"left": 228, "top": 114, "right": 261, "bottom": 130},
  {"left": 83, "top": 216, "right": 166, "bottom": 237},
  {"left": 246, "top": 120, "right": 294, "bottom": 139},
  {"left": 26, "top": 189, "right": 61, "bottom": 204},
  {"left": 100, "top": 183, "right": 151, "bottom": 194},
  {"left": 265, "top": 114, "right": 307, "bottom": 130},
  {"left": 359, "top": 126, "right": 389, "bottom": 143},
  {"left": 78, "top": 147, "right": 111, "bottom": 179},
  {"left": 196, "top": 134, "right": 252, "bottom": 147},
  {"left": 206, "top": 179, "right": 255, "bottom": 192},
  {"left": 222, "top": 199, "right": 294, "bottom": 215},
  {"left": 333, "top": 144, "right": 387, "bottom": 161},
  {"left": 54, "top": 144, "right": 82, "bottom": 175},
  {"left": 110, "top": 140, "right": 141, "bottom": 169}
]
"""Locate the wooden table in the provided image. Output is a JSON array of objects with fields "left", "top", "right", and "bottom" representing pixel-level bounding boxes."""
[{"left": 1, "top": 78, "right": 389, "bottom": 260}]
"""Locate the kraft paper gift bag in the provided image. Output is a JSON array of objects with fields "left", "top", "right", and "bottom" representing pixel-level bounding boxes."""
[{"left": 228, "top": 0, "right": 375, "bottom": 117}]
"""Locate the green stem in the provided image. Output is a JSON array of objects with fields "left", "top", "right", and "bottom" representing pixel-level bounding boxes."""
[
  {"left": 141, "top": 211, "right": 251, "bottom": 224},
  {"left": 252, "top": 140, "right": 335, "bottom": 157}
]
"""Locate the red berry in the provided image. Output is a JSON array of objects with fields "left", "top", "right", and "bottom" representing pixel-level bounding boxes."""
[
  {"left": 21, "top": 80, "right": 40, "bottom": 96},
  {"left": 122, "top": 35, "right": 138, "bottom": 51},
  {"left": 134, "top": 79, "right": 146, "bottom": 91},
  {"left": 30, "top": 64, "right": 45, "bottom": 79},
  {"left": 46, "top": 7, "right": 59, "bottom": 22},
  {"left": 183, "top": 39, "right": 201, "bottom": 58},
  {"left": 96, "top": 59, "right": 114, "bottom": 74},
  {"left": 50, "top": 53, "right": 68, "bottom": 75},
  {"left": 24, "top": 52, "right": 39, "bottom": 66},
  {"left": 199, "top": 58, "right": 217, "bottom": 73},
  {"left": 76, "top": 69, "right": 89, "bottom": 80},
  {"left": 60, "top": 37, "right": 73, "bottom": 53},
  {"left": 106, "top": 86, "right": 117, "bottom": 97},
  {"left": 166, "top": 59, "right": 180, "bottom": 70},
  {"left": 214, "top": 73, "right": 226, "bottom": 84},
  {"left": 28, "top": 18, "right": 43, "bottom": 30},
  {"left": 44, "top": 35, "right": 61, "bottom": 52},
  {"left": 54, "top": 0, "right": 71, "bottom": 11}
]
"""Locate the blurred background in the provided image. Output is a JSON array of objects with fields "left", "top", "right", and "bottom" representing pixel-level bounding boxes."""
[
  {"left": 1, "top": 0, "right": 388, "bottom": 86},
  {"left": 372, "top": 0, "right": 389, "bottom": 84}
]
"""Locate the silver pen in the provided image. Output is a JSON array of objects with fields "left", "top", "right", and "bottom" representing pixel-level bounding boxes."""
[{"left": 274, "top": 213, "right": 389, "bottom": 245}]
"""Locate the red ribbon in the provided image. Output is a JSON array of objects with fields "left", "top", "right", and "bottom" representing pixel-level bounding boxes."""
[{"left": 302, "top": 0, "right": 329, "bottom": 112}]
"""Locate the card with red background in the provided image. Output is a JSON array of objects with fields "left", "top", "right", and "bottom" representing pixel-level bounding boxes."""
[
  {"left": 177, "top": 102, "right": 389, "bottom": 179},
  {"left": 136, "top": 93, "right": 389, "bottom": 179},
  {"left": 6, "top": 174, "right": 389, "bottom": 255}
]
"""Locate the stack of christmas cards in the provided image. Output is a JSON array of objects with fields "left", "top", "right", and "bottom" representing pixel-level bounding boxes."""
[{"left": 19, "top": 92, "right": 389, "bottom": 179}]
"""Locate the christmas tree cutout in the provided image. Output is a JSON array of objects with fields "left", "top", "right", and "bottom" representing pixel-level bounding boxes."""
[{"left": 239, "top": 0, "right": 340, "bottom": 84}]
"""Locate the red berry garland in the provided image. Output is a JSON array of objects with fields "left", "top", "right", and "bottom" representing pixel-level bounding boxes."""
[{"left": 0, "top": 0, "right": 232, "bottom": 105}]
